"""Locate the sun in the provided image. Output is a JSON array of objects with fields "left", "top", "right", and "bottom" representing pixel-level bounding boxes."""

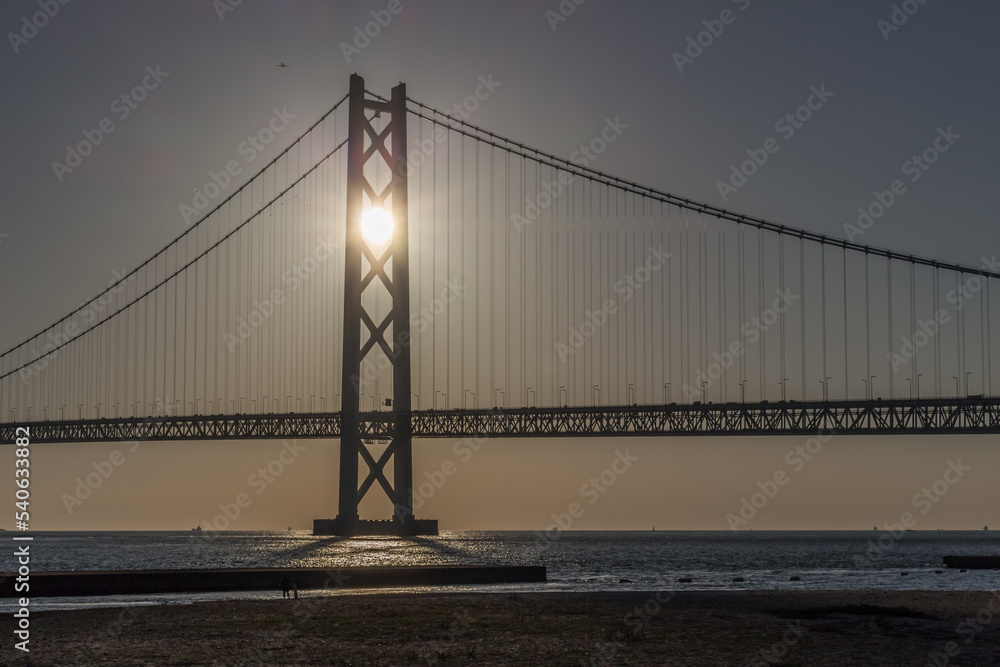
[{"left": 362, "top": 207, "right": 393, "bottom": 245}]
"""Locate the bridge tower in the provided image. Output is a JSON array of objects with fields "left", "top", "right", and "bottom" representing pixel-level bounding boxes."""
[{"left": 314, "top": 75, "right": 437, "bottom": 537}]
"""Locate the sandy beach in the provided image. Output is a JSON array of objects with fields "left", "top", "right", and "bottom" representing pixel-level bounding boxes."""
[{"left": 8, "top": 589, "right": 1000, "bottom": 666}]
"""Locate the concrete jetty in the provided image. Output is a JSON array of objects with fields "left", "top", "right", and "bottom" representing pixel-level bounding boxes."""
[
  {"left": 1, "top": 565, "right": 546, "bottom": 598},
  {"left": 943, "top": 555, "right": 1000, "bottom": 570}
]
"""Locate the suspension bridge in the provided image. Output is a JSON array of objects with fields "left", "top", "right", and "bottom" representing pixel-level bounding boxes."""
[{"left": 3, "top": 75, "right": 999, "bottom": 535}]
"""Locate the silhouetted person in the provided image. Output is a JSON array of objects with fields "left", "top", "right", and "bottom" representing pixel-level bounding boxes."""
[
  {"left": 292, "top": 576, "right": 298, "bottom": 599},
  {"left": 281, "top": 575, "right": 290, "bottom": 599}
]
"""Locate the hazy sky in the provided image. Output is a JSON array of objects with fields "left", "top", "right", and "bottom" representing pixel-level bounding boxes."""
[{"left": 1, "top": 1, "right": 999, "bottom": 531}]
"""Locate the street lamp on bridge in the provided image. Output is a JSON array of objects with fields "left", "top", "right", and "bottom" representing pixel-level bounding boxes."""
[{"left": 820, "top": 376, "right": 832, "bottom": 401}]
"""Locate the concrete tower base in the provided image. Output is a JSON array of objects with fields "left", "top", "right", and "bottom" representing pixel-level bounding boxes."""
[{"left": 313, "top": 517, "right": 438, "bottom": 537}]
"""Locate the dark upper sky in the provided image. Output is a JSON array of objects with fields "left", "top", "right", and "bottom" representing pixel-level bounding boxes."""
[{"left": 1, "top": 1, "right": 998, "bottom": 531}]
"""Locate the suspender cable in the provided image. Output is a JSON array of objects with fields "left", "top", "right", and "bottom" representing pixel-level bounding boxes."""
[
  {"left": 887, "top": 258, "right": 893, "bottom": 398},
  {"left": 665, "top": 203, "right": 671, "bottom": 401},
  {"left": 987, "top": 279, "right": 992, "bottom": 396},
  {"left": 910, "top": 261, "right": 916, "bottom": 397},
  {"left": 779, "top": 234, "right": 785, "bottom": 399},
  {"left": 821, "top": 244, "right": 827, "bottom": 398},
  {"left": 865, "top": 252, "right": 870, "bottom": 399},
  {"left": 934, "top": 270, "right": 940, "bottom": 396},
  {"left": 759, "top": 229, "right": 764, "bottom": 399},
  {"left": 721, "top": 220, "right": 726, "bottom": 402},
  {"left": 739, "top": 223, "right": 745, "bottom": 397},
  {"left": 800, "top": 236, "right": 806, "bottom": 400},
  {"left": 505, "top": 147, "right": 510, "bottom": 404},
  {"left": 958, "top": 271, "right": 965, "bottom": 395},
  {"left": 843, "top": 247, "right": 848, "bottom": 399}
]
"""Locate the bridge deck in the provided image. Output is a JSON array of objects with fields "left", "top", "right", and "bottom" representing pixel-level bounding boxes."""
[{"left": 3, "top": 398, "right": 1000, "bottom": 444}]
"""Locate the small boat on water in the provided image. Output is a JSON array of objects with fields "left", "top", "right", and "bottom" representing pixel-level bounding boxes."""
[{"left": 192, "top": 526, "right": 202, "bottom": 532}]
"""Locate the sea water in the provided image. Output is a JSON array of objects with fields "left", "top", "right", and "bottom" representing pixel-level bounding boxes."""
[{"left": 4, "top": 530, "right": 998, "bottom": 611}]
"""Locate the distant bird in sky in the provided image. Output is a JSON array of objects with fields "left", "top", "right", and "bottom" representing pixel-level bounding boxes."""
[{"left": 277, "top": 62, "right": 289, "bottom": 68}]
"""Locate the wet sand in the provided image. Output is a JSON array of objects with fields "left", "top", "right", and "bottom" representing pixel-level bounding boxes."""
[{"left": 9, "top": 589, "right": 1000, "bottom": 666}]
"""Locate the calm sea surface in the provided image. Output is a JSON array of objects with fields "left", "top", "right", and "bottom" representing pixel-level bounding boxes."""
[{"left": 5, "top": 530, "right": 999, "bottom": 610}]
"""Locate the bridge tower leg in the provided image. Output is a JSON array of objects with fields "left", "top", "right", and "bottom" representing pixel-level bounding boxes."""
[{"left": 314, "top": 75, "right": 436, "bottom": 537}]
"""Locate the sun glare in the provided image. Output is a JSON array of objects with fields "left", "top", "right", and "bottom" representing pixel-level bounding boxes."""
[{"left": 362, "top": 207, "right": 394, "bottom": 245}]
